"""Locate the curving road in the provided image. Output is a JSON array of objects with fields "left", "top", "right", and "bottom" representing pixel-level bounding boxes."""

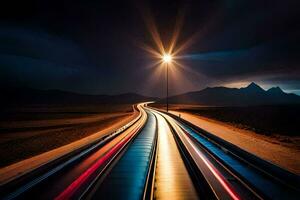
[{"left": 1, "top": 103, "right": 299, "bottom": 200}]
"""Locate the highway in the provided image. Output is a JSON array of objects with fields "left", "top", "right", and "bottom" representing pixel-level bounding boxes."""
[
  {"left": 152, "top": 112, "right": 199, "bottom": 200},
  {"left": 1, "top": 104, "right": 147, "bottom": 199},
  {"left": 83, "top": 110, "right": 157, "bottom": 199},
  {"left": 1, "top": 103, "right": 299, "bottom": 200}
]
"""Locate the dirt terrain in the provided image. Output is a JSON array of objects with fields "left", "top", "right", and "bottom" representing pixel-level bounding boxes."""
[
  {"left": 152, "top": 104, "right": 300, "bottom": 137},
  {"left": 0, "top": 104, "right": 133, "bottom": 167},
  {"left": 151, "top": 103, "right": 300, "bottom": 174}
]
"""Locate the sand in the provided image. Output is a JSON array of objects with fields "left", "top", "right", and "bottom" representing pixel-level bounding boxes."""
[
  {"left": 170, "top": 111, "right": 300, "bottom": 175},
  {"left": 0, "top": 109, "right": 139, "bottom": 185}
]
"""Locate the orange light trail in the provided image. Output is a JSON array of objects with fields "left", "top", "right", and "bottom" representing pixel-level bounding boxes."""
[{"left": 164, "top": 114, "right": 240, "bottom": 200}]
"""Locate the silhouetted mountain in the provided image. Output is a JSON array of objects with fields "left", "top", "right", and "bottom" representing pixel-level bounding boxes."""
[
  {"left": 165, "top": 82, "right": 300, "bottom": 106},
  {"left": 1, "top": 87, "right": 158, "bottom": 105},
  {"left": 267, "top": 86, "right": 284, "bottom": 95},
  {"left": 242, "top": 82, "right": 265, "bottom": 93}
]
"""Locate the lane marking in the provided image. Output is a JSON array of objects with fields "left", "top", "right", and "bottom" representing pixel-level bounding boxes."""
[
  {"left": 151, "top": 109, "right": 240, "bottom": 200},
  {"left": 3, "top": 105, "right": 144, "bottom": 200},
  {"left": 55, "top": 114, "right": 146, "bottom": 200},
  {"left": 171, "top": 118, "right": 240, "bottom": 200}
]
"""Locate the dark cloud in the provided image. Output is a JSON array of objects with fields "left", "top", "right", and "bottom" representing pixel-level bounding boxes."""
[
  {"left": 0, "top": 27, "right": 88, "bottom": 65},
  {"left": 183, "top": 34, "right": 299, "bottom": 78},
  {"left": 0, "top": 0, "right": 299, "bottom": 96}
]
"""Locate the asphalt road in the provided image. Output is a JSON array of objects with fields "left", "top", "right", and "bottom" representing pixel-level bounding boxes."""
[{"left": 1, "top": 103, "right": 299, "bottom": 200}]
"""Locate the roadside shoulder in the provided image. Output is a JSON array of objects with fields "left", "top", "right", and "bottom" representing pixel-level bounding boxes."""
[
  {"left": 170, "top": 110, "right": 300, "bottom": 175},
  {"left": 0, "top": 110, "right": 139, "bottom": 185}
]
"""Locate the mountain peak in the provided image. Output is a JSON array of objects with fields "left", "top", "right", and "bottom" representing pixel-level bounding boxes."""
[
  {"left": 243, "top": 82, "right": 265, "bottom": 92},
  {"left": 247, "top": 82, "right": 260, "bottom": 88},
  {"left": 267, "top": 86, "right": 284, "bottom": 94},
  {"left": 164, "top": 82, "right": 300, "bottom": 106}
]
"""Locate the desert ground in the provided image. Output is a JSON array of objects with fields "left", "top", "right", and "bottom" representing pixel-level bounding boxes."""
[
  {"left": 151, "top": 103, "right": 300, "bottom": 174},
  {"left": 0, "top": 104, "right": 134, "bottom": 167}
]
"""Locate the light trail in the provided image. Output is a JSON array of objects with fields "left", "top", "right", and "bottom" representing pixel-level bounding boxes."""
[
  {"left": 153, "top": 113, "right": 199, "bottom": 199},
  {"left": 183, "top": 135, "right": 240, "bottom": 200},
  {"left": 55, "top": 126, "right": 141, "bottom": 200},
  {"left": 55, "top": 106, "right": 147, "bottom": 200},
  {"left": 159, "top": 112, "right": 240, "bottom": 200}
]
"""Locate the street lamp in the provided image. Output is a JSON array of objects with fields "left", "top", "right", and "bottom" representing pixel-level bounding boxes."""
[{"left": 162, "top": 53, "right": 173, "bottom": 112}]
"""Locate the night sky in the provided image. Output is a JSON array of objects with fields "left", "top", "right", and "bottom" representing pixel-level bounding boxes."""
[{"left": 0, "top": 0, "right": 299, "bottom": 96}]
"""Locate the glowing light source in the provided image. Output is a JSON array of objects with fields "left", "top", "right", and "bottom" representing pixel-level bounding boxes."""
[
  {"left": 162, "top": 54, "right": 172, "bottom": 63},
  {"left": 140, "top": 8, "right": 199, "bottom": 112}
]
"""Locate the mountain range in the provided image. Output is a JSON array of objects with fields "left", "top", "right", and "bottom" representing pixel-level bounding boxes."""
[
  {"left": 2, "top": 82, "right": 300, "bottom": 106},
  {"left": 165, "top": 82, "right": 300, "bottom": 106},
  {"left": 2, "top": 87, "right": 157, "bottom": 105}
]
